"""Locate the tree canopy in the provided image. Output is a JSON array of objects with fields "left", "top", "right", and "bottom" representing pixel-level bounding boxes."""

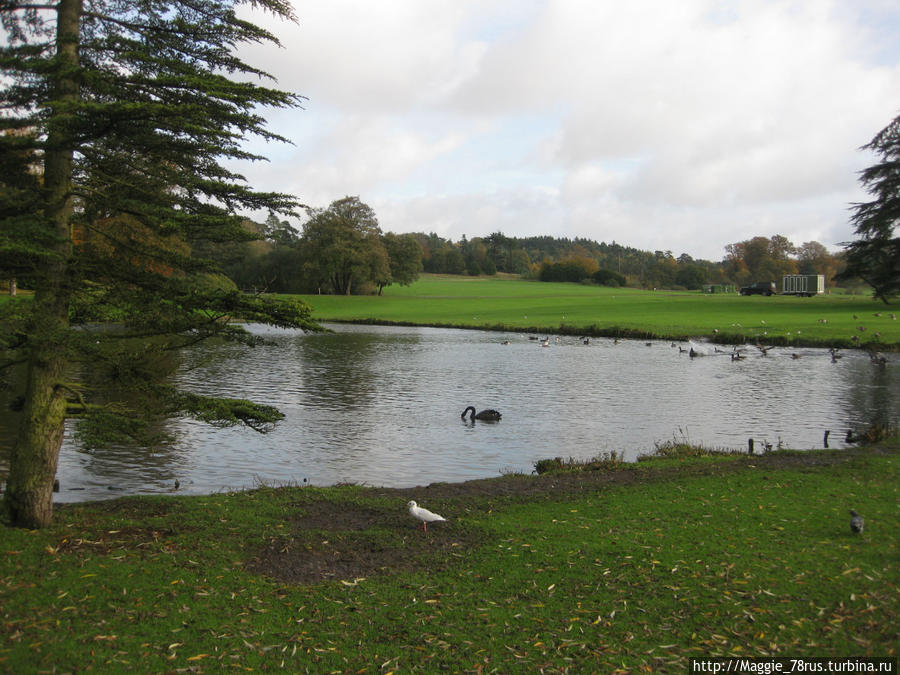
[
  {"left": 839, "top": 113, "right": 900, "bottom": 303},
  {"left": 380, "top": 231, "right": 424, "bottom": 294},
  {"left": 299, "top": 196, "right": 391, "bottom": 295},
  {"left": 723, "top": 235, "right": 799, "bottom": 286},
  {"left": 0, "top": 0, "right": 320, "bottom": 528}
]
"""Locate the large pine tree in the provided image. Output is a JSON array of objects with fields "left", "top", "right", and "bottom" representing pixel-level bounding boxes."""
[
  {"left": 840, "top": 114, "right": 900, "bottom": 303},
  {"left": 0, "top": 0, "right": 321, "bottom": 527}
]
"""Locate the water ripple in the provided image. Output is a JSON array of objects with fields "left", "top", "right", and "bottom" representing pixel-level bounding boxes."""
[{"left": 4, "top": 323, "right": 894, "bottom": 502}]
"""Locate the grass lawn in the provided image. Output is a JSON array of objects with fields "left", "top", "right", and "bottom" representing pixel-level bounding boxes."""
[
  {"left": 6, "top": 277, "right": 898, "bottom": 347},
  {"left": 2, "top": 442, "right": 898, "bottom": 672},
  {"left": 289, "top": 275, "right": 900, "bottom": 349}
]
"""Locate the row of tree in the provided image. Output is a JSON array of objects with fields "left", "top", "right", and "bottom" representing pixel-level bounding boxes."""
[{"left": 209, "top": 201, "right": 849, "bottom": 294}]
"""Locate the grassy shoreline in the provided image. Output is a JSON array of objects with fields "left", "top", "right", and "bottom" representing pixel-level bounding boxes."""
[
  {"left": 2, "top": 441, "right": 898, "bottom": 672},
  {"left": 6, "top": 276, "right": 899, "bottom": 349},
  {"left": 289, "top": 275, "right": 900, "bottom": 350}
]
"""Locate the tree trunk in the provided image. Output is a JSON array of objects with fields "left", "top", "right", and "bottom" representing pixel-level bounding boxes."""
[
  {"left": 8, "top": 278, "right": 15, "bottom": 296},
  {"left": 5, "top": 351, "right": 69, "bottom": 528},
  {"left": 3, "top": 0, "right": 81, "bottom": 528}
]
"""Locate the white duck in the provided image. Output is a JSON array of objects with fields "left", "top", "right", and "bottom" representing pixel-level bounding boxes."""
[{"left": 407, "top": 500, "right": 447, "bottom": 532}]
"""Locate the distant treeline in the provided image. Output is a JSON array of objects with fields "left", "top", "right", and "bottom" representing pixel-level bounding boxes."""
[{"left": 190, "top": 198, "right": 851, "bottom": 296}]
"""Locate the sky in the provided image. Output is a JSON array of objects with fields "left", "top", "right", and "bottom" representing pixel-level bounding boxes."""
[{"left": 232, "top": 0, "right": 900, "bottom": 262}]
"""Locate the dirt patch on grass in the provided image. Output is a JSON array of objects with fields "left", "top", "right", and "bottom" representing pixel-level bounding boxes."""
[
  {"left": 248, "top": 501, "right": 486, "bottom": 585},
  {"left": 248, "top": 444, "right": 897, "bottom": 586}
]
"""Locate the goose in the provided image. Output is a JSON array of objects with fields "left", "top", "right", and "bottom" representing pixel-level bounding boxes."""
[
  {"left": 462, "top": 406, "right": 502, "bottom": 421},
  {"left": 869, "top": 351, "right": 887, "bottom": 367},
  {"left": 407, "top": 500, "right": 446, "bottom": 532}
]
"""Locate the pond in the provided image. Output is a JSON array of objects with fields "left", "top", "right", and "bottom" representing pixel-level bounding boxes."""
[{"left": 2, "top": 323, "right": 898, "bottom": 502}]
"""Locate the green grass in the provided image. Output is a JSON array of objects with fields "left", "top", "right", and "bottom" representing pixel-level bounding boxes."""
[
  {"left": 7, "top": 276, "right": 899, "bottom": 347},
  {"left": 2, "top": 442, "right": 898, "bottom": 672},
  {"left": 289, "top": 274, "right": 900, "bottom": 349}
]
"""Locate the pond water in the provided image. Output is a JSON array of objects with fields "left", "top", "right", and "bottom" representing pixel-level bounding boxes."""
[{"left": 2, "top": 323, "right": 898, "bottom": 502}]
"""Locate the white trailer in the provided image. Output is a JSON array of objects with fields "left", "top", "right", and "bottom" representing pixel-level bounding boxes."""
[{"left": 782, "top": 274, "right": 824, "bottom": 296}]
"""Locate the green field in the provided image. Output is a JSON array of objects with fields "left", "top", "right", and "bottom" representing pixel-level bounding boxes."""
[
  {"left": 6, "top": 277, "right": 898, "bottom": 347},
  {"left": 2, "top": 444, "right": 897, "bottom": 672},
  {"left": 291, "top": 274, "right": 900, "bottom": 349}
]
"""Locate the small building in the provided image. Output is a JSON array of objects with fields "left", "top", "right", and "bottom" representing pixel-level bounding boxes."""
[{"left": 782, "top": 274, "right": 824, "bottom": 296}]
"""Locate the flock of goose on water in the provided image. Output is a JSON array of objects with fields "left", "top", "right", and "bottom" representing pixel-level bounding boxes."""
[
  {"left": 499, "top": 313, "right": 894, "bottom": 368},
  {"left": 502, "top": 333, "right": 891, "bottom": 368}
]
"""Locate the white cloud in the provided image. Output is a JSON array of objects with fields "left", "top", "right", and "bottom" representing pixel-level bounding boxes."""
[{"left": 233, "top": 0, "right": 900, "bottom": 261}]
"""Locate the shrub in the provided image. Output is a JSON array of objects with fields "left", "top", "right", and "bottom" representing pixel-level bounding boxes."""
[
  {"left": 593, "top": 269, "right": 626, "bottom": 287},
  {"left": 639, "top": 438, "right": 742, "bottom": 460},
  {"left": 533, "top": 451, "right": 624, "bottom": 474}
]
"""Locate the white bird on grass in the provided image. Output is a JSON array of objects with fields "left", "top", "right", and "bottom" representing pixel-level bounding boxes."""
[{"left": 407, "top": 500, "right": 447, "bottom": 532}]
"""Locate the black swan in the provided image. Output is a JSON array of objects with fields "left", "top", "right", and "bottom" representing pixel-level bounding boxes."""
[{"left": 462, "top": 406, "right": 501, "bottom": 421}]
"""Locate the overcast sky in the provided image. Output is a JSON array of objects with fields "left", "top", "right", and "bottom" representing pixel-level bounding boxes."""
[{"left": 233, "top": 0, "right": 900, "bottom": 262}]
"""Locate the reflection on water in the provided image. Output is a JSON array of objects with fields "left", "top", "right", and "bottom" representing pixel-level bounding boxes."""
[{"left": 2, "top": 323, "right": 898, "bottom": 502}]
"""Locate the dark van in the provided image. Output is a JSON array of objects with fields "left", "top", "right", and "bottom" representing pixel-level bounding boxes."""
[{"left": 739, "top": 281, "right": 776, "bottom": 296}]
